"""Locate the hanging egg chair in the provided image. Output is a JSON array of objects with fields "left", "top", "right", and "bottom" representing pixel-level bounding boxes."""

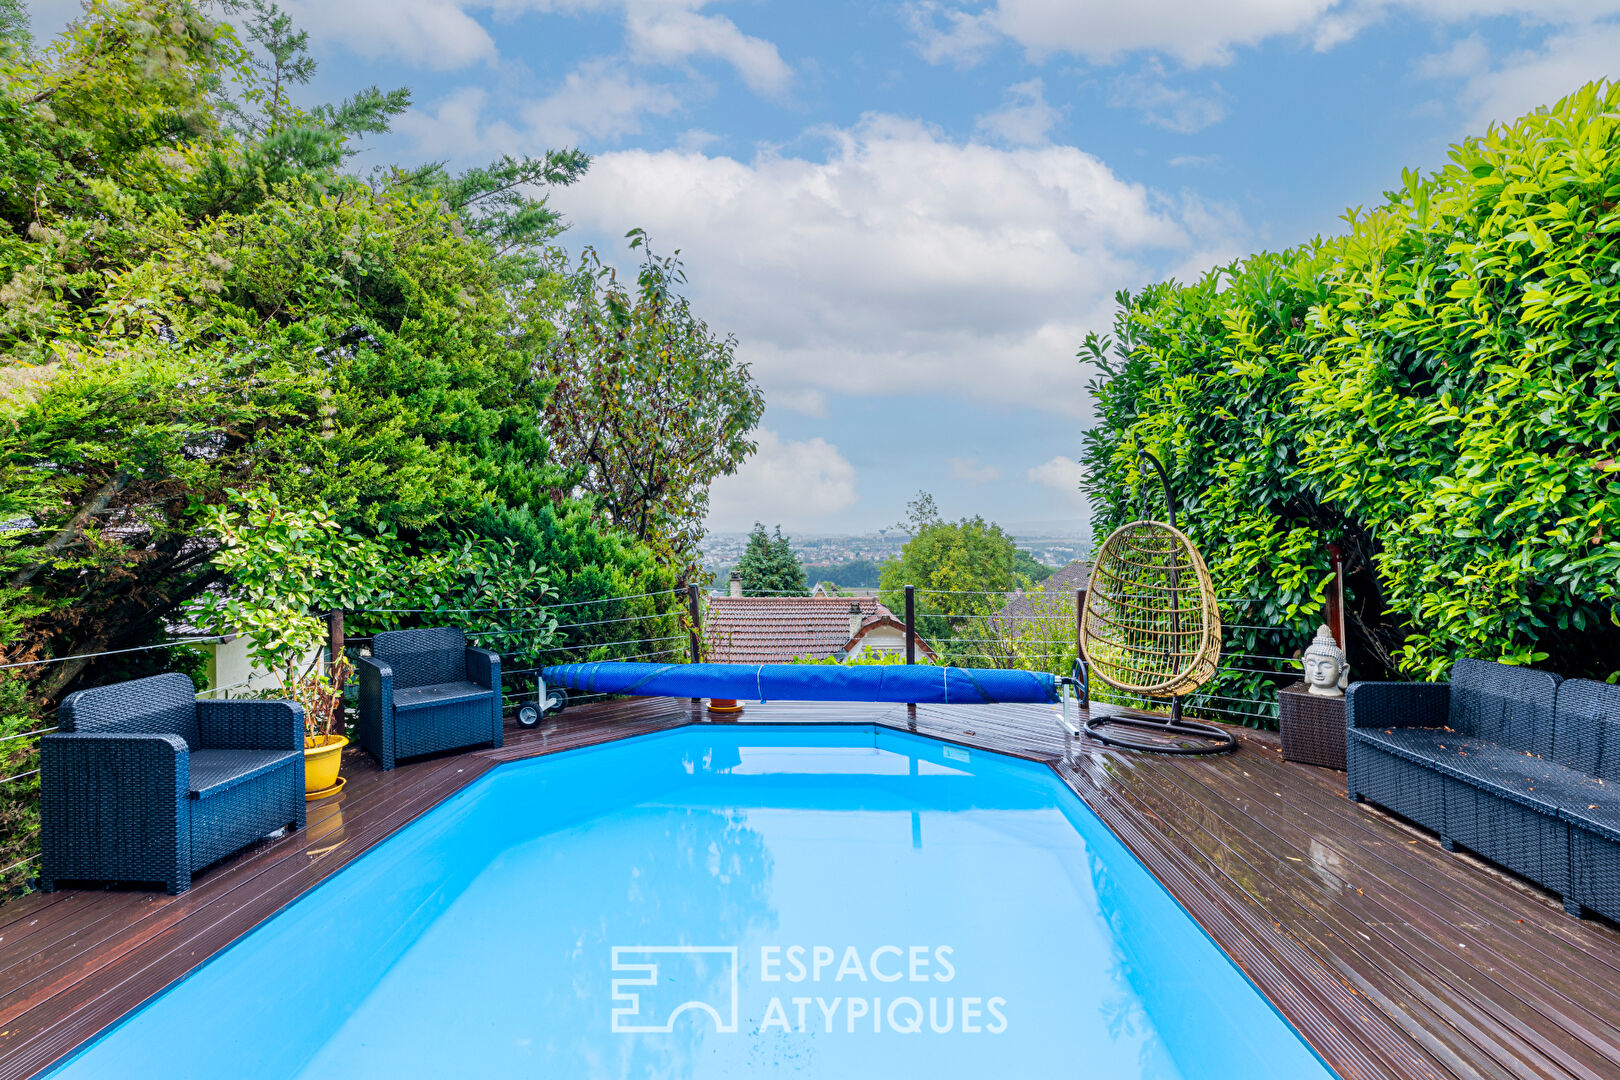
[{"left": 1078, "top": 451, "right": 1235, "bottom": 755}]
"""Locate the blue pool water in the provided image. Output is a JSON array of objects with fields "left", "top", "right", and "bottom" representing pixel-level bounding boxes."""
[{"left": 51, "top": 726, "right": 1336, "bottom": 1079}]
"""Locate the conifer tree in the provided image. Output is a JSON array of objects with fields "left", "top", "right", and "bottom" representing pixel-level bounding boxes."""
[{"left": 735, "top": 523, "right": 808, "bottom": 596}]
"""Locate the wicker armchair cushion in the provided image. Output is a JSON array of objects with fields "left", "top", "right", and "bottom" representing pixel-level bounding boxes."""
[
  {"left": 1448, "top": 658, "right": 1561, "bottom": 755},
  {"left": 57, "top": 672, "right": 201, "bottom": 747},
  {"left": 188, "top": 749, "right": 302, "bottom": 798},
  {"left": 392, "top": 680, "right": 492, "bottom": 713},
  {"left": 1552, "top": 679, "right": 1620, "bottom": 781},
  {"left": 372, "top": 627, "right": 467, "bottom": 690}
]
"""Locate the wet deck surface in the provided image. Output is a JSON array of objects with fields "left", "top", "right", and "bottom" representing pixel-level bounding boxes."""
[{"left": 2, "top": 696, "right": 1618, "bottom": 1079}]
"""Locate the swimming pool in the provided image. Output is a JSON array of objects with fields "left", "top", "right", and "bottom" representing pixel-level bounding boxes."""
[{"left": 50, "top": 726, "right": 1336, "bottom": 1079}]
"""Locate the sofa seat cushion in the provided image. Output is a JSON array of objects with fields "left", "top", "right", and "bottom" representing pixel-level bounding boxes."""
[
  {"left": 189, "top": 749, "right": 301, "bottom": 799},
  {"left": 393, "top": 680, "right": 492, "bottom": 713},
  {"left": 1352, "top": 726, "right": 1469, "bottom": 774},
  {"left": 1353, "top": 727, "right": 1616, "bottom": 816},
  {"left": 1559, "top": 791, "right": 1620, "bottom": 843}
]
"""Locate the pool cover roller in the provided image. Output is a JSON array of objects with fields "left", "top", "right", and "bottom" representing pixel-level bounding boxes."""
[{"left": 540, "top": 662, "right": 1060, "bottom": 705}]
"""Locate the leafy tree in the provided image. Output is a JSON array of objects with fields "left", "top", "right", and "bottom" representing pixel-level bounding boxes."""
[
  {"left": 1084, "top": 79, "right": 1620, "bottom": 711},
  {"left": 399, "top": 150, "right": 591, "bottom": 263},
  {"left": 0, "top": 0, "right": 28, "bottom": 61},
  {"left": 735, "top": 523, "right": 808, "bottom": 596},
  {"left": 877, "top": 492, "right": 1035, "bottom": 656},
  {"left": 190, "top": 488, "right": 566, "bottom": 681},
  {"left": 1012, "top": 549, "right": 1053, "bottom": 584},
  {"left": 0, "top": 1, "right": 609, "bottom": 689},
  {"left": 0, "top": 1, "right": 686, "bottom": 886},
  {"left": 543, "top": 231, "right": 765, "bottom": 571}
]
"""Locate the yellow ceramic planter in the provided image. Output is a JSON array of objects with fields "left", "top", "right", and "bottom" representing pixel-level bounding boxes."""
[{"left": 303, "top": 734, "right": 347, "bottom": 796}]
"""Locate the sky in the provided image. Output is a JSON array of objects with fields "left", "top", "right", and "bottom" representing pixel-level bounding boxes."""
[{"left": 28, "top": 1, "right": 1620, "bottom": 536}]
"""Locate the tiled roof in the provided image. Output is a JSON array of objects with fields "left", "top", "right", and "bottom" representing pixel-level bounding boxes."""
[
  {"left": 845, "top": 615, "right": 937, "bottom": 660},
  {"left": 995, "top": 560, "right": 1090, "bottom": 626},
  {"left": 704, "top": 596, "right": 894, "bottom": 663}
]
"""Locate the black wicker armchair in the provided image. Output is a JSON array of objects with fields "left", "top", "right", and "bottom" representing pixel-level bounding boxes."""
[
  {"left": 40, "top": 673, "right": 305, "bottom": 895},
  {"left": 1348, "top": 658, "right": 1620, "bottom": 920},
  {"left": 356, "top": 627, "right": 502, "bottom": 770}
]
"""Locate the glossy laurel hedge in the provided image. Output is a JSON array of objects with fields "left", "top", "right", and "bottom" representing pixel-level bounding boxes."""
[{"left": 1083, "top": 80, "right": 1620, "bottom": 695}]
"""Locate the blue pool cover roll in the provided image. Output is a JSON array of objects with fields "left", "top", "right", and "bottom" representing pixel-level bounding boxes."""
[{"left": 540, "top": 661, "right": 1059, "bottom": 705}]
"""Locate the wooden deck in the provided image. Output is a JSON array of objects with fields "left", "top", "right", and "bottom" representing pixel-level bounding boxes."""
[{"left": 2, "top": 696, "right": 1619, "bottom": 1079}]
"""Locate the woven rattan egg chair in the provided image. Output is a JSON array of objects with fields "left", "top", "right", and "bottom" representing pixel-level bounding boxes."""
[{"left": 1078, "top": 451, "right": 1235, "bottom": 755}]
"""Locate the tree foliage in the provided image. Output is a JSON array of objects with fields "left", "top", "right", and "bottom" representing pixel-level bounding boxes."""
[
  {"left": 0, "top": 0, "right": 28, "bottom": 61},
  {"left": 877, "top": 492, "right": 1037, "bottom": 657},
  {"left": 0, "top": 0, "right": 688, "bottom": 888},
  {"left": 808, "top": 558, "right": 883, "bottom": 589},
  {"left": 1083, "top": 80, "right": 1620, "bottom": 703},
  {"left": 543, "top": 230, "right": 765, "bottom": 571},
  {"left": 735, "top": 523, "right": 808, "bottom": 596}
]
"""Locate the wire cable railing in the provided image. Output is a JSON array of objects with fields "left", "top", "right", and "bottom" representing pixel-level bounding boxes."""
[{"left": 0, "top": 578, "right": 1335, "bottom": 789}]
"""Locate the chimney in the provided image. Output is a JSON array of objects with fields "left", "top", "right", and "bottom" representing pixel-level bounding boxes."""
[
  {"left": 729, "top": 571, "right": 743, "bottom": 598},
  {"left": 849, "top": 601, "right": 863, "bottom": 640}
]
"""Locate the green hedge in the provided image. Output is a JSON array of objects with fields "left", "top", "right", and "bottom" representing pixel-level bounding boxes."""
[{"left": 1083, "top": 80, "right": 1620, "bottom": 715}]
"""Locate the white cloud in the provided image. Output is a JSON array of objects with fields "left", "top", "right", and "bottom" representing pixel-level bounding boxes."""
[
  {"left": 521, "top": 60, "right": 683, "bottom": 144},
  {"left": 1419, "top": 23, "right": 1620, "bottom": 131},
  {"left": 905, "top": 1, "right": 1620, "bottom": 69},
  {"left": 905, "top": 2, "right": 1003, "bottom": 67},
  {"left": 624, "top": 5, "right": 792, "bottom": 95},
  {"left": 552, "top": 114, "right": 1244, "bottom": 418},
  {"left": 284, "top": 0, "right": 496, "bottom": 69},
  {"left": 394, "top": 88, "right": 512, "bottom": 158},
  {"left": 397, "top": 63, "right": 680, "bottom": 156},
  {"left": 1026, "top": 456, "right": 1089, "bottom": 512},
  {"left": 948, "top": 457, "right": 1005, "bottom": 485},
  {"left": 676, "top": 128, "right": 723, "bottom": 152},
  {"left": 706, "top": 429, "right": 858, "bottom": 531},
  {"left": 1169, "top": 153, "right": 1222, "bottom": 168},
  {"left": 1416, "top": 33, "right": 1490, "bottom": 80},
  {"left": 975, "top": 78, "right": 1062, "bottom": 146},
  {"left": 284, "top": 0, "right": 790, "bottom": 96},
  {"left": 909, "top": 0, "right": 1337, "bottom": 68},
  {"left": 1109, "top": 61, "right": 1228, "bottom": 133}
]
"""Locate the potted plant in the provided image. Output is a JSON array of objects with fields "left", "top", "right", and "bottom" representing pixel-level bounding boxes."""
[
  {"left": 290, "top": 656, "right": 352, "bottom": 798},
  {"left": 190, "top": 490, "right": 392, "bottom": 797}
]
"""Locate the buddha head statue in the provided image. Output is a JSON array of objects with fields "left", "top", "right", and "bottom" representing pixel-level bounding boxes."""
[{"left": 1302, "top": 624, "right": 1350, "bottom": 697}]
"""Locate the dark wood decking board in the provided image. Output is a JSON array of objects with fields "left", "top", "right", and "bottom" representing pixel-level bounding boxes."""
[{"left": 2, "top": 698, "right": 1619, "bottom": 1079}]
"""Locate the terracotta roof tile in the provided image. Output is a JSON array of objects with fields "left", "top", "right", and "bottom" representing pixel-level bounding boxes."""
[{"left": 704, "top": 596, "right": 894, "bottom": 663}]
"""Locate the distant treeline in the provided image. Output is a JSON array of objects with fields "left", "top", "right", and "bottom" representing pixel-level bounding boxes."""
[
  {"left": 711, "top": 552, "right": 1055, "bottom": 593},
  {"left": 805, "top": 559, "right": 885, "bottom": 589},
  {"left": 703, "top": 559, "right": 885, "bottom": 591}
]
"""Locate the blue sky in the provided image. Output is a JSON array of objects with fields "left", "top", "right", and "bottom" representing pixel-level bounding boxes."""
[{"left": 31, "top": 1, "right": 1620, "bottom": 535}]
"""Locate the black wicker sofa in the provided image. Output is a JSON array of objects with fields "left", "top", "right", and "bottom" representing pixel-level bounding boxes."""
[
  {"left": 356, "top": 627, "right": 502, "bottom": 771},
  {"left": 1348, "top": 658, "right": 1620, "bottom": 921}
]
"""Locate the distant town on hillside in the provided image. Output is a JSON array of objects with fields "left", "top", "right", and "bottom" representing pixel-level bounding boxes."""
[{"left": 700, "top": 524, "right": 1089, "bottom": 590}]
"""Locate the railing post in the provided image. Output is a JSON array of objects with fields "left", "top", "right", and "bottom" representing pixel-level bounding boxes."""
[
  {"left": 327, "top": 608, "right": 346, "bottom": 736},
  {"left": 903, "top": 585, "right": 918, "bottom": 723},
  {"left": 904, "top": 585, "right": 916, "bottom": 666},
  {"left": 1326, "top": 543, "right": 1347, "bottom": 650},
  {"left": 1075, "top": 587, "right": 1084, "bottom": 657},
  {"left": 687, "top": 583, "right": 702, "bottom": 664}
]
